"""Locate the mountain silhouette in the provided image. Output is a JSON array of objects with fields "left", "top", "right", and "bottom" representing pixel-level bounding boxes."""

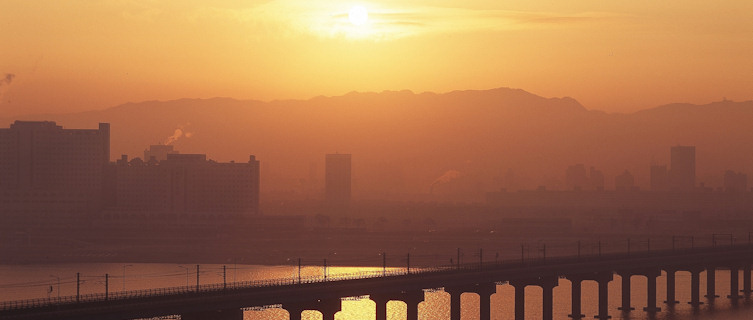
[{"left": 4, "top": 88, "right": 752, "bottom": 201}]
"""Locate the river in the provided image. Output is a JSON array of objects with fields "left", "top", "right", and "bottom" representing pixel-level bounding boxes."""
[{"left": 2, "top": 263, "right": 753, "bottom": 320}]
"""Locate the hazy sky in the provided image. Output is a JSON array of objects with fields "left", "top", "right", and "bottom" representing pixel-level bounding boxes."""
[{"left": 1, "top": 0, "right": 752, "bottom": 116}]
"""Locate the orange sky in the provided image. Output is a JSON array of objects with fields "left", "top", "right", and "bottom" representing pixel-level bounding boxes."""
[{"left": 1, "top": 0, "right": 752, "bottom": 116}]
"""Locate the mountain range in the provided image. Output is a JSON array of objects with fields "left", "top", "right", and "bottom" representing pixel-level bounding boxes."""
[{"left": 3, "top": 88, "right": 752, "bottom": 202}]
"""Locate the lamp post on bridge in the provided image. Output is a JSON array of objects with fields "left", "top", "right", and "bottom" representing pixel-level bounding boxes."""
[
  {"left": 49, "top": 275, "right": 60, "bottom": 301},
  {"left": 672, "top": 235, "right": 695, "bottom": 251},
  {"left": 380, "top": 252, "right": 386, "bottom": 276},
  {"left": 713, "top": 233, "right": 733, "bottom": 247}
]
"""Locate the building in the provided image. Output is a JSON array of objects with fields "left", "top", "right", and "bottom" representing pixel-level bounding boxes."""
[
  {"left": 670, "top": 146, "right": 696, "bottom": 192},
  {"left": 589, "top": 167, "right": 605, "bottom": 191},
  {"left": 566, "top": 164, "right": 604, "bottom": 191},
  {"left": 0, "top": 121, "right": 110, "bottom": 215},
  {"left": 144, "top": 144, "right": 178, "bottom": 162},
  {"left": 565, "top": 164, "right": 588, "bottom": 190},
  {"left": 724, "top": 170, "right": 747, "bottom": 193},
  {"left": 112, "top": 153, "right": 260, "bottom": 217},
  {"left": 615, "top": 170, "right": 636, "bottom": 191},
  {"left": 650, "top": 165, "right": 669, "bottom": 191},
  {"left": 325, "top": 153, "right": 351, "bottom": 207}
]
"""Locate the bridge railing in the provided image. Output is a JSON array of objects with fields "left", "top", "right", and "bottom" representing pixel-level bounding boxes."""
[
  {"left": 2, "top": 243, "right": 751, "bottom": 312},
  {"left": 0, "top": 268, "right": 443, "bottom": 311}
]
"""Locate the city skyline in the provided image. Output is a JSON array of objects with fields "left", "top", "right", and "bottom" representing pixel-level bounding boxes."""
[
  {"left": 2, "top": 3, "right": 753, "bottom": 319},
  {"left": 4, "top": 87, "right": 753, "bottom": 202}
]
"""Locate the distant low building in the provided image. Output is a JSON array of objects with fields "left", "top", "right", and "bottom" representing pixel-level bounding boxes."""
[
  {"left": 111, "top": 153, "right": 260, "bottom": 217},
  {"left": 650, "top": 165, "right": 669, "bottom": 191},
  {"left": 144, "top": 144, "right": 178, "bottom": 162},
  {"left": 615, "top": 170, "right": 636, "bottom": 191},
  {"left": 724, "top": 170, "right": 748, "bottom": 193}
]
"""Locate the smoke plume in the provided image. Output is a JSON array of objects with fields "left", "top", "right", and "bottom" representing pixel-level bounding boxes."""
[
  {"left": 432, "top": 170, "right": 462, "bottom": 185},
  {"left": 0, "top": 73, "right": 15, "bottom": 102},
  {"left": 0, "top": 74, "right": 14, "bottom": 86},
  {"left": 164, "top": 123, "right": 193, "bottom": 145},
  {"left": 430, "top": 170, "right": 463, "bottom": 194}
]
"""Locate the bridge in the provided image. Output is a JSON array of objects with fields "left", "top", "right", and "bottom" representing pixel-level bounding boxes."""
[{"left": 2, "top": 244, "right": 753, "bottom": 320}]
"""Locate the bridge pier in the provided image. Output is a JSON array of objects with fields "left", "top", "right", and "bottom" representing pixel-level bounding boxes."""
[
  {"left": 595, "top": 273, "right": 613, "bottom": 320},
  {"left": 285, "top": 307, "right": 303, "bottom": 320},
  {"left": 567, "top": 278, "right": 585, "bottom": 319},
  {"left": 642, "top": 270, "right": 661, "bottom": 313},
  {"left": 402, "top": 291, "right": 424, "bottom": 320},
  {"left": 370, "top": 295, "right": 390, "bottom": 320},
  {"left": 510, "top": 278, "right": 556, "bottom": 320},
  {"left": 688, "top": 268, "right": 704, "bottom": 306},
  {"left": 513, "top": 283, "right": 525, "bottom": 320},
  {"left": 541, "top": 278, "right": 557, "bottom": 320},
  {"left": 182, "top": 308, "right": 243, "bottom": 320},
  {"left": 283, "top": 300, "right": 340, "bottom": 320},
  {"left": 477, "top": 284, "right": 496, "bottom": 320},
  {"left": 706, "top": 266, "right": 718, "bottom": 299},
  {"left": 617, "top": 273, "right": 634, "bottom": 311},
  {"left": 444, "top": 287, "right": 469, "bottom": 320},
  {"left": 729, "top": 266, "right": 741, "bottom": 299},
  {"left": 664, "top": 269, "right": 679, "bottom": 305},
  {"left": 743, "top": 264, "right": 752, "bottom": 294}
]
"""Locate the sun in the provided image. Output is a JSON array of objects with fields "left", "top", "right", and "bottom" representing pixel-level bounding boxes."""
[{"left": 348, "top": 5, "right": 369, "bottom": 26}]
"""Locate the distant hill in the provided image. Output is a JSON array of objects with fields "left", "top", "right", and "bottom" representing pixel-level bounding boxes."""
[{"left": 3, "top": 88, "right": 752, "bottom": 201}]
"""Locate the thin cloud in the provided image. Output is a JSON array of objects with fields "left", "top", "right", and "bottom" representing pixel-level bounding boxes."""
[{"left": 186, "top": 1, "right": 617, "bottom": 41}]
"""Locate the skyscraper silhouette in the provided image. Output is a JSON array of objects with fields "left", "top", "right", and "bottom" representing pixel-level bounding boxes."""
[{"left": 0, "top": 121, "right": 110, "bottom": 214}]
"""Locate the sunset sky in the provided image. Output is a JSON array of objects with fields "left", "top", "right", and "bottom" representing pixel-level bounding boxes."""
[{"left": 1, "top": 0, "right": 752, "bottom": 116}]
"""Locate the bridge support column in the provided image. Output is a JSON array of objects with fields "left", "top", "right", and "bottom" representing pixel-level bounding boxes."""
[
  {"left": 664, "top": 269, "right": 679, "bottom": 305},
  {"left": 689, "top": 268, "right": 703, "bottom": 306},
  {"left": 568, "top": 278, "right": 585, "bottom": 319},
  {"left": 595, "top": 273, "right": 612, "bottom": 320},
  {"left": 182, "top": 308, "right": 243, "bottom": 320},
  {"left": 321, "top": 308, "right": 338, "bottom": 320},
  {"left": 513, "top": 283, "right": 525, "bottom": 320},
  {"left": 371, "top": 295, "right": 390, "bottom": 320},
  {"left": 541, "top": 279, "right": 557, "bottom": 320},
  {"left": 743, "top": 264, "right": 752, "bottom": 295},
  {"left": 403, "top": 291, "right": 424, "bottom": 320},
  {"left": 706, "top": 266, "right": 718, "bottom": 299},
  {"left": 617, "top": 273, "right": 634, "bottom": 311},
  {"left": 643, "top": 270, "right": 661, "bottom": 313},
  {"left": 285, "top": 307, "right": 303, "bottom": 320},
  {"left": 478, "top": 285, "right": 496, "bottom": 320},
  {"left": 445, "top": 287, "right": 467, "bottom": 320},
  {"left": 729, "top": 266, "right": 741, "bottom": 299},
  {"left": 321, "top": 300, "right": 342, "bottom": 320}
]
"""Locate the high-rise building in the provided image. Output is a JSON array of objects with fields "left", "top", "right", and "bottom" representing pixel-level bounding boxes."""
[
  {"left": 650, "top": 165, "right": 669, "bottom": 191},
  {"left": 325, "top": 153, "right": 351, "bottom": 206},
  {"left": 670, "top": 146, "right": 696, "bottom": 192},
  {"left": 112, "top": 153, "right": 260, "bottom": 216},
  {"left": 0, "top": 121, "right": 110, "bottom": 215}
]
